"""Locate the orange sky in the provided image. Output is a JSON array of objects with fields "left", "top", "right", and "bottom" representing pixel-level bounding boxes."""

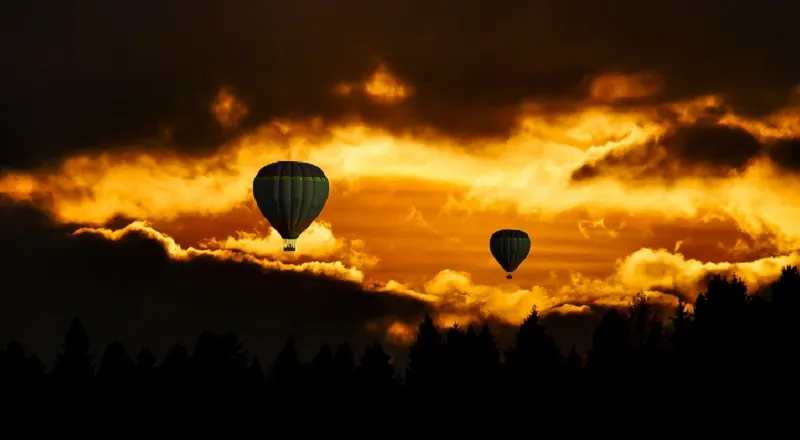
[{"left": 2, "top": 66, "right": 799, "bottom": 337}]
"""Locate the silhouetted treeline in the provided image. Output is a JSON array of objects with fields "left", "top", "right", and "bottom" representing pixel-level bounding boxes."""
[{"left": 3, "top": 266, "right": 800, "bottom": 397}]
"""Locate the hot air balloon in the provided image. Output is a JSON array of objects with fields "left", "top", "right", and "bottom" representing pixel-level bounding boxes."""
[
  {"left": 252, "top": 161, "right": 330, "bottom": 252},
  {"left": 489, "top": 229, "right": 531, "bottom": 279}
]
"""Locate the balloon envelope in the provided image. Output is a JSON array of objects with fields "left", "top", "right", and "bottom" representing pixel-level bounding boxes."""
[
  {"left": 252, "top": 161, "right": 330, "bottom": 251},
  {"left": 489, "top": 229, "right": 531, "bottom": 279}
]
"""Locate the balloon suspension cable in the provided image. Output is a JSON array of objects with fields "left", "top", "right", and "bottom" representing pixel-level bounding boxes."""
[
  {"left": 282, "top": 238, "right": 297, "bottom": 252},
  {"left": 506, "top": 273, "right": 513, "bottom": 280}
]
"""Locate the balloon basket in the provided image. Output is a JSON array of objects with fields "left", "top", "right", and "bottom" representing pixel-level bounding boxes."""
[
  {"left": 282, "top": 239, "right": 297, "bottom": 252},
  {"left": 506, "top": 274, "right": 512, "bottom": 280}
]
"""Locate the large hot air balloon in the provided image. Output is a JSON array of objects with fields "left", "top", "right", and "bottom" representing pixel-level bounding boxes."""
[
  {"left": 489, "top": 229, "right": 531, "bottom": 279},
  {"left": 252, "top": 161, "right": 330, "bottom": 252}
]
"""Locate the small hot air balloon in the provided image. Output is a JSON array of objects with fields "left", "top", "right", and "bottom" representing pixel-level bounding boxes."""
[
  {"left": 490, "top": 229, "right": 531, "bottom": 279},
  {"left": 252, "top": 161, "right": 330, "bottom": 252}
]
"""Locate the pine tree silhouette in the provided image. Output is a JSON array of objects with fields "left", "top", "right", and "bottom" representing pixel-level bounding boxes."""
[
  {"left": 332, "top": 342, "right": 355, "bottom": 390},
  {"left": 0, "top": 341, "right": 44, "bottom": 388},
  {"left": 2, "top": 262, "right": 800, "bottom": 400},
  {"left": 309, "top": 343, "right": 334, "bottom": 390},
  {"left": 270, "top": 336, "right": 301, "bottom": 390},
  {"left": 463, "top": 325, "right": 480, "bottom": 386},
  {"left": 191, "top": 331, "right": 223, "bottom": 383},
  {"left": 162, "top": 344, "right": 190, "bottom": 369},
  {"left": 670, "top": 299, "right": 693, "bottom": 344},
  {"left": 136, "top": 348, "right": 156, "bottom": 369},
  {"left": 626, "top": 293, "right": 667, "bottom": 382},
  {"left": 629, "top": 292, "right": 652, "bottom": 347},
  {"left": 358, "top": 341, "right": 398, "bottom": 391},
  {"left": 245, "top": 356, "right": 266, "bottom": 386},
  {"left": 134, "top": 347, "right": 157, "bottom": 388},
  {"left": 505, "top": 307, "right": 562, "bottom": 393},
  {"left": 694, "top": 275, "right": 749, "bottom": 379},
  {"left": 586, "top": 308, "right": 629, "bottom": 385},
  {"left": 52, "top": 318, "right": 94, "bottom": 387},
  {"left": 97, "top": 341, "right": 135, "bottom": 387},
  {"left": 406, "top": 313, "right": 442, "bottom": 391},
  {"left": 769, "top": 267, "right": 800, "bottom": 380},
  {"left": 773, "top": 266, "right": 800, "bottom": 310},
  {"left": 189, "top": 331, "right": 248, "bottom": 386},
  {"left": 475, "top": 324, "right": 500, "bottom": 390},
  {"left": 161, "top": 343, "right": 191, "bottom": 389},
  {"left": 566, "top": 346, "right": 583, "bottom": 381},
  {"left": 442, "top": 324, "right": 467, "bottom": 390}
]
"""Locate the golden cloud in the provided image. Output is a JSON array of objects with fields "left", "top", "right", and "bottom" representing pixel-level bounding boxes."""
[
  {"left": 57, "top": 218, "right": 800, "bottom": 345},
  {"left": 577, "top": 218, "right": 624, "bottom": 240},
  {"left": 3, "top": 91, "right": 797, "bottom": 241},
  {"left": 404, "top": 206, "right": 439, "bottom": 234},
  {"left": 333, "top": 64, "right": 413, "bottom": 104},
  {"left": 2, "top": 67, "right": 800, "bottom": 342},
  {"left": 199, "top": 220, "right": 380, "bottom": 269},
  {"left": 375, "top": 247, "right": 799, "bottom": 329},
  {"left": 74, "top": 221, "right": 366, "bottom": 283},
  {"left": 613, "top": 247, "right": 799, "bottom": 299},
  {"left": 364, "top": 64, "right": 412, "bottom": 103}
]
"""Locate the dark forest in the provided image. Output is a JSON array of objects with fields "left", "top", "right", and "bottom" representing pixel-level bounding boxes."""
[{"left": 3, "top": 266, "right": 797, "bottom": 401}]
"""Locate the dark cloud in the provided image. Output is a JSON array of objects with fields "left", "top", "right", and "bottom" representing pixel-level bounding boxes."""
[
  {"left": 669, "top": 125, "right": 763, "bottom": 170},
  {"left": 3, "top": 0, "right": 799, "bottom": 169},
  {"left": 767, "top": 138, "right": 800, "bottom": 173},
  {"left": 570, "top": 123, "right": 763, "bottom": 182},
  {"left": 0, "top": 198, "right": 429, "bottom": 364}
]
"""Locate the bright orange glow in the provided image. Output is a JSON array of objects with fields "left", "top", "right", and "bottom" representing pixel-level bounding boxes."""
[
  {"left": 334, "top": 64, "right": 412, "bottom": 103},
  {"left": 363, "top": 64, "right": 411, "bottom": 103},
  {"left": 385, "top": 321, "right": 416, "bottom": 345},
  {"left": 2, "top": 66, "right": 800, "bottom": 344}
]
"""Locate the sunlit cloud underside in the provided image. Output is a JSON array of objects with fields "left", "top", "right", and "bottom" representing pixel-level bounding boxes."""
[{"left": 2, "top": 67, "right": 800, "bottom": 339}]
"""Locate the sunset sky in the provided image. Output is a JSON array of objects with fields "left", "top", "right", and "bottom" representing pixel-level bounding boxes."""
[{"left": 2, "top": 0, "right": 799, "bottom": 361}]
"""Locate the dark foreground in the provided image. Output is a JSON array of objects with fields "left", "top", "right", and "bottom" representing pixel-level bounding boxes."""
[{"left": 3, "top": 267, "right": 799, "bottom": 404}]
